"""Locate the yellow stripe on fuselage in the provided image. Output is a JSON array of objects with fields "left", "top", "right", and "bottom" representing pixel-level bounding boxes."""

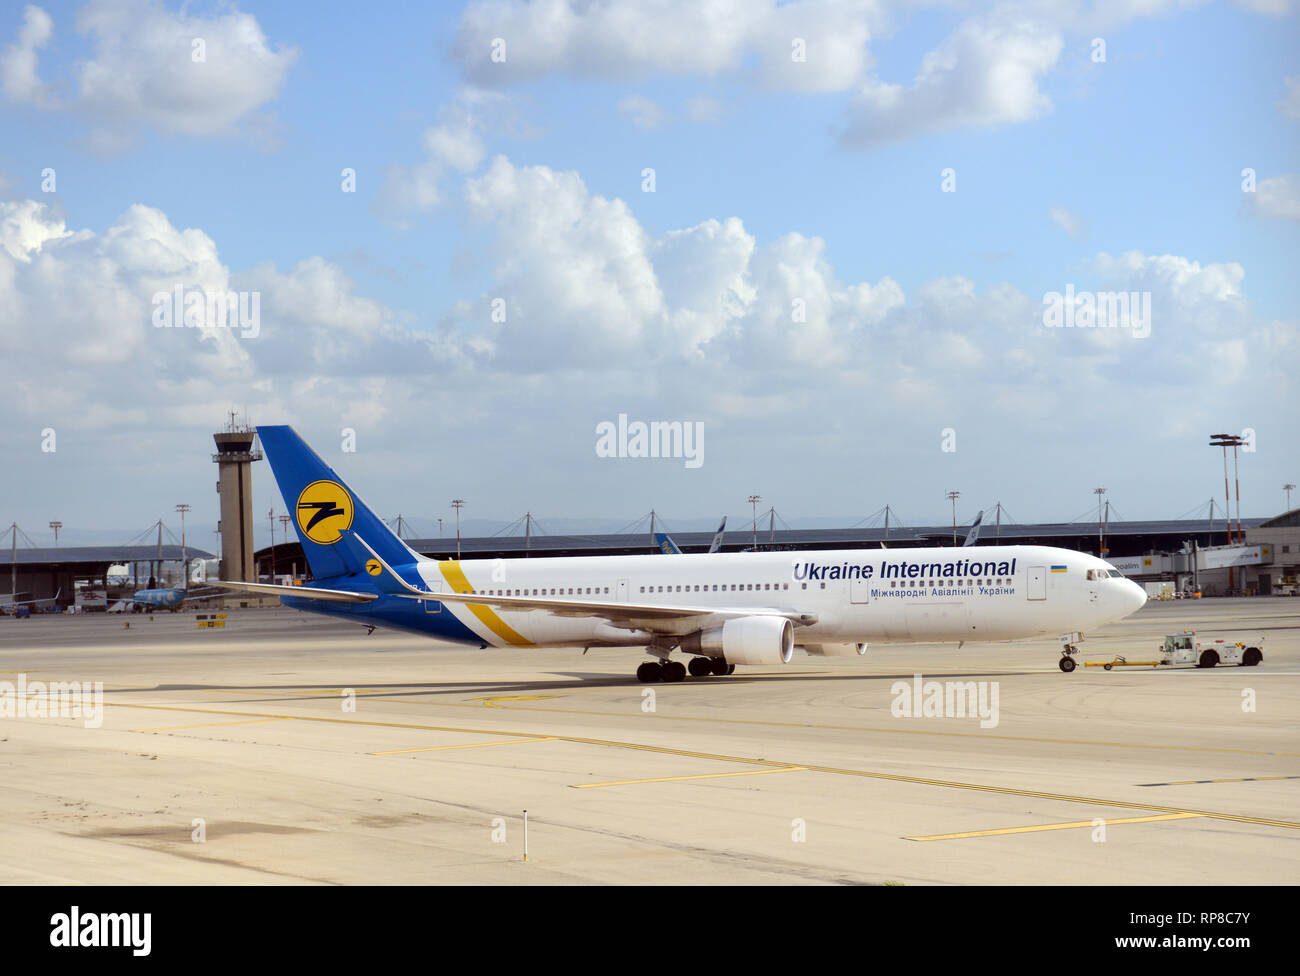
[{"left": 437, "top": 561, "right": 534, "bottom": 646}]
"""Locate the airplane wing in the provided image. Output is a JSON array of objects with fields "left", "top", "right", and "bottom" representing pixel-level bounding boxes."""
[
  {"left": 1, "top": 588, "right": 61, "bottom": 608},
  {"left": 209, "top": 581, "right": 377, "bottom": 603}
]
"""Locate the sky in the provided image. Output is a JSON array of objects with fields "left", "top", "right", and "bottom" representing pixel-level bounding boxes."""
[{"left": 0, "top": 0, "right": 1296, "bottom": 549}]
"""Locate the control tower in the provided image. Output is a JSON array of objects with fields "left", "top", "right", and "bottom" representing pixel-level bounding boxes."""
[{"left": 212, "top": 415, "right": 263, "bottom": 581}]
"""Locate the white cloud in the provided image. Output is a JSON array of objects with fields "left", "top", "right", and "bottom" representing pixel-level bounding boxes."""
[
  {"left": 3, "top": 170, "right": 1292, "bottom": 508},
  {"left": 3, "top": 179, "right": 1294, "bottom": 529},
  {"left": 75, "top": 0, "right": 298, "bottom": 135},
  {"left": 1249, "top": 175, "right": 1300, "bottom": 221},
  {"left": 452, "top": 0, "right": 883, "bottom": 93},
  {"left": 1048, "top": 206, "right": 1085, "bottom": 239},
  {"left": 1, "top": 4, "right": 55, "bottom": 106},
  {"left": 0, "top": 200, "right": 462, "bottom": 432},
  {"left": 1, "top": 199, "right": 75, "bottom": 260},
  {"left": 1280, "top": 76, "right": 1300, "bottom": 121},
  {"left": 462, "top": 156, "right": 665, "bottom": 365},
  {"left": 842, "top": 12, "right": 1063, "bottom": 147},
  {"left": 1, "top": 1, "right": 297, "bottom": 140},
  {"left": 374, "top": 90, "right": 500, "bottom": 227},
  {"left": 618, "top": 95, "right": 667, "bottom": 131},
  {"left": 422, "top": 102, "right": 488, "bottom": 173}
]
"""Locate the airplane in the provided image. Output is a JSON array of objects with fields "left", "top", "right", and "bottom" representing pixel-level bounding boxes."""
[
  {"left": 708, "top": 516, "right": 726, "bottom": 553},
  {"left": 0, "top": 589, "right": 61, "bottom": 616},
  {"left": 213, "top": 426, "right": 1148, "bottom": 680},
  {"left": 655, "top": 516, "right": 725, "bottom": 555},
  {"left": 963, "top": 511, "right": 983, "bottom": 547},
  {"left": 132, "top": 563, "right": 189, "bottom": 611}
]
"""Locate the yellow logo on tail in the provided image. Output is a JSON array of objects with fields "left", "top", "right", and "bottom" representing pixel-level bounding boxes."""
[
  {"left": 295, "top": 480, "right": 354, "bottom": 545},
  {"left": 365, "top": 559, "right": 382, "bottom": 576}
]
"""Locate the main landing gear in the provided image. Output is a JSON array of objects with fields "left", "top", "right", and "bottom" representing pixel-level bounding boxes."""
[
  {"left": 1058, "top": 644, "right": 1079, "bottom": 673},
  {"left": 637, "top": 657, "right": 734, "bottom": 682}
]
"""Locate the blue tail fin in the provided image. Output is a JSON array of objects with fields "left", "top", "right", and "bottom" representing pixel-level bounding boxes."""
[{"left": 257, "top": 425, "right": 417, "bottom": 582}]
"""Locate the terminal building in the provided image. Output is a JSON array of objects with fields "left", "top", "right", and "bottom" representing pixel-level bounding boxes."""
[{"left": 3, "top": 543, "right": 214, "bottom": 609}]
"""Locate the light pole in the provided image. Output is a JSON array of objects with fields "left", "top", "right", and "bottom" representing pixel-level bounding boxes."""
[
  {"left": 175, "top": 504, "right": 191, "bottom": 549},
  {"left": 945, "top": 491, "right": 960, "bottom": 546},
  {"left": 1285, "top": 484, "right": 1295, "bottom": 511},
  {"left": 176, "top": 503, "right": 191, "bottom": 585},
  {"left": 1209, "top": 434, "right": 1245, "bottom": 544},
  {"left": 49, "top": 521, "right": 62, "bottom": 547},
  {"left": 451, "top": 499, "right": 464, "bottom": 560},
  {"left": 1093, "top": 487, "right": 1106, "bottom": 557},
  {"left": 748, "top": 495, "right": 761, "bottom": 550},
  {"left": 438, "top": 517, "right": 443, "bottom": 538}
]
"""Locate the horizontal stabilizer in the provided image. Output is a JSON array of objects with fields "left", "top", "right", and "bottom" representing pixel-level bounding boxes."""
[{"left": 210, "top": 580, "right": 377, "bottom": 603}]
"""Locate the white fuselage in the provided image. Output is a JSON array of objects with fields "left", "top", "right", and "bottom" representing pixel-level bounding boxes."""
[{"left": 405, "top": 544, "right": 1147, "bottom": 649}]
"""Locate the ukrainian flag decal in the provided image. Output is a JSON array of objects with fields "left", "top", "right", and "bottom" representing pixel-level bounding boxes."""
[{"left": 1051, "top": 565, "right": 1068, "bottom": 573}]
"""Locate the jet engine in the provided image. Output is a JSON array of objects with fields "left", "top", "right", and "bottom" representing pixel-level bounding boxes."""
[{"left": 680, "top": 615, "right": 794, "bottom": 666}]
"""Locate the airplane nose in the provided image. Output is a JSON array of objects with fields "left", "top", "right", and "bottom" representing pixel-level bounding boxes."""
[{"left": 1124, "top": 580, "right": 1147, "bottom": 614}]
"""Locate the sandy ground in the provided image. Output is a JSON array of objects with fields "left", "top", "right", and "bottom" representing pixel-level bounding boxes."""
[{"left": 1, "top": 597, "right": 1295, "bottom": 885}]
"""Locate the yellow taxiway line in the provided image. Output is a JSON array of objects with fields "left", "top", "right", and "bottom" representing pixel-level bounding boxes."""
[
  {"left": 908, "top": 812, "right": 1202, "bottom": 841},
  {"left": 371, "top": 737, "right": 557, "bottom": 756},
  {"left": 575, "top": 766, "right": 807, "bottom": 789},
  {"left": 131, "top": 717, "right": 291, "bottom": 733}
]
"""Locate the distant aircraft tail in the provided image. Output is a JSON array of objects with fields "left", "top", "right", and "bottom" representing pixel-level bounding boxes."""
[
  {"left": 708, "top": 516, "right": 727, "bottom": 554},
  {"left": 962, "top": 510, "right": 984, "bottom": 547},
  {"left": 256, "top": 425, "right": 419, "bottom": 582},
  {"left": 653, "top": 532, "right": 682, "bottom": 555}
]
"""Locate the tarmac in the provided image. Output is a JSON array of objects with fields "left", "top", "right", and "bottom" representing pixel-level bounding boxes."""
[{"left": 1, "top": 597, "right": 1296, "bottom": 885}]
